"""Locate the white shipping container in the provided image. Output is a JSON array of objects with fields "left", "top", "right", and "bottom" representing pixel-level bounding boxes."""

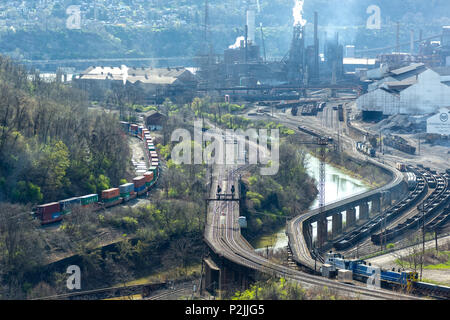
[
  {"left": 238, "top": 216, "right": 247, "bottom": 228},
  {"left": 338, "top": 269, "right": 353, "bottom": 283}
]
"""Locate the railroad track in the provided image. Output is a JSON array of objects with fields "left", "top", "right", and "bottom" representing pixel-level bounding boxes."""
[
  {"left": 205, "top": 162, "right": 419, "bottom": 300},
  {"left": 371, "top": 168, "right": 449, "bottom": 246},
  {"left": 146, "top": 288, "right": 189, "bottom": 300},
  {"left": 338, "top": 166, "right": 430, "bottom": 258},
  {"left": 200, "top": 115, "right": 424, "bottom": 299}
]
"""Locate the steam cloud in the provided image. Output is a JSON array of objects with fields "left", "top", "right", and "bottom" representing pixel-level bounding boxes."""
[{"left": 293, "top": 0, "right": 307, "bottom": 26}]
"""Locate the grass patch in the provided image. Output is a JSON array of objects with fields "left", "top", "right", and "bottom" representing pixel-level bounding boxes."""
[
  {"left": 124, "top": 264, "right": 202, "bottom": 286},
  {"left": 421, "top": 278, "right": 450, "bottom": 287}
]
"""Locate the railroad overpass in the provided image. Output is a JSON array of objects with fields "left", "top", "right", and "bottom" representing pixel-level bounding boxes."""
[
  {"left": 201, "top": 129, "right": 416, "bottom": 299},
  {"left": 286, "top": 158, "right": 406, "bottom": 271}
]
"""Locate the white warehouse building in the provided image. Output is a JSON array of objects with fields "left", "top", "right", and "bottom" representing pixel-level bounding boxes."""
[{"left": 357, "top": 64, "right": 450, "bottom": 117}]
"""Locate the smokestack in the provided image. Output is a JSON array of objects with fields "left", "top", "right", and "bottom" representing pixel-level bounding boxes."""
[
  {"left": 410, "top": 30, "right": 415, "bottom": 54},
  {"left": 314, "top": 11, "right": 319, "bottom": 80},
  {"left": 245, "top": 25, "right": 248, "bottom": 63},
  {"left": 396, "top": 22, "right": 400, "bottom": 53},
  {"left": 246, "top": 10, "right": 255, "bottom": 45}
]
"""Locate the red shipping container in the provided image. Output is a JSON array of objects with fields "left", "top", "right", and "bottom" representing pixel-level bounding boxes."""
[
  {"left": 133, "top": 176, "right": 146, "bottom": 188},
  {"left": 41, "top": 211, "right": 62, "bottom": 222},
  {"left": 37, "top": 202, "right": 60, "bottom": 215},
  {"left": 144, "top": 172, "right": 154, "bottom": 183},
  {"left": 102, "top": 188, "right": 120, "bottom": 200}
]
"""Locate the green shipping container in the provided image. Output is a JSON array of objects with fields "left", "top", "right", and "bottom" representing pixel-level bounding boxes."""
[
  {"left": 120, "top": 192, "right": 130, "bottom": 198},
  {"left": 81, "top": 194, "right": 98, "bottom": 206},
  {"left": 149, "top": 166, "right": 157, "bottom": 181},
  {"left": 103, "top": 196, "right": 120, "bottom": 203}
]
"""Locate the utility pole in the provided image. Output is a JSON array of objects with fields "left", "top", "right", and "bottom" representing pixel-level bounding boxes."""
[
  {"left": 382, "top": 192, "right": 387, "bottom": 251},
  {"left": 418, "top": 136, "right": 421, "bottom": 156},
  {"left": 435, "top": 230, "right": 438, "bottom": 252},
  {"left": 418, "top": 203, "right": 425, "bottom": 281}
]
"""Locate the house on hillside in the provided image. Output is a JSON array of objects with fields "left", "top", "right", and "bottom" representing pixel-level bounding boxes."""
[{"left": 145, "top": 111, "right": 166, "bottom": 131}]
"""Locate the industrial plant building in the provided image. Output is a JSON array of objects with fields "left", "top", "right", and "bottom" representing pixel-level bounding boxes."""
[
  {"left": 357, "top": 63, "right": 450, "bottom": 117},
  {"left": 74, "top": 66, "right": 197, "bottom": 104}
]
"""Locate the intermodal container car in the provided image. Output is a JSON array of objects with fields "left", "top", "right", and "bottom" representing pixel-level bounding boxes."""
[
  {"left": 102, "top": 188, "right": 120, "bottom": 201},
  {"left": 80, "top": 194, "right": 99, "bottom": 206},
  {"left": 37, "top": 202, "right": 60, "bottom": 216},
  {"left": 119, "top": 183, "right": 134, "bottom": 195},
  {"left": 59, "top": 197, "right": 81, "bottom": 213}
]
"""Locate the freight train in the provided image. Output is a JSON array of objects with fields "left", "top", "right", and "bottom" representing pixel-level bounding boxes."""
[
  {"left": 371, "top": 168, "right": 449, "bottom": 246},
  {"left": 356, "top": 141, "right": 376, "bottom": 157},
  {"left": 323, "top": 252, "right": 450, "bottom": 298},
  {"left": 34, "top": 123, "right": 160, "bottom": 225},
  {"left": 337, "top": 104, "right": 344, "bottom": 122},
  {"left": 301, "top": 104, "right": 318, "bottom": 116},
  {"left": 333, "top": 166, "right": 427, "bottom": 251},
  {"left": 406, "top": 172, "right": 417, "bottom": 191},
  {"left": 383, "top": 134, "right": 416, "bottom": 155}
]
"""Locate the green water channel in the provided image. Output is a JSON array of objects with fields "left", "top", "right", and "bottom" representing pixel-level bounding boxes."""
[{"left": 250, "top": 153, "right": 371, "bottom": 252}]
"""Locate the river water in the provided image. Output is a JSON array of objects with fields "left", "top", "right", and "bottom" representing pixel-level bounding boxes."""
[{"left": 250, "top": 154, "right": 371, "bottom": 253}]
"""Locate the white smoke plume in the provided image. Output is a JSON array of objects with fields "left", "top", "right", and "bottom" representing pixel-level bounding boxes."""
[
  {"left": 229, "top": 36, "right": 245, "bottom": 49},
  {"left": 293, "top": 0, "right": 307, "bottom": 26}
]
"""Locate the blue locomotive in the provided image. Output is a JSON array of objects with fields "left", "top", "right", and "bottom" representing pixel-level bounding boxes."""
[
  {"left": 324, "top": 252, "right": 417, "bottom": 287},
  {"left": 323, "top": 252, "right": 450, "bottom": 298}
]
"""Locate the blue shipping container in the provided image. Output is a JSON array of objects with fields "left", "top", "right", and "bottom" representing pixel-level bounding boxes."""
[
  {"left": 119, "top": 183, "right": 135, "bottom": 194},
  {"left": 135, "top": 185, "right": 146, "bottom": 193},
  {"left": 60, "top": 197, "right": 81, "bottom": 211}
]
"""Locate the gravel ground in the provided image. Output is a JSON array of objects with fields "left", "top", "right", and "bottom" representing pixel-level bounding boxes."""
[{"left": 367, "top": 236, "right": 450, "bottom": 286}]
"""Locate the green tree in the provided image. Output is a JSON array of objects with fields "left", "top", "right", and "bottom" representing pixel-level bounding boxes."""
[{"left": 33, "top": 140, "right": 70, "bottom": 199}]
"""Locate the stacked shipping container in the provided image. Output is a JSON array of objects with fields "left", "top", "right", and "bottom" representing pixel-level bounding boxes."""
[
  {"left": 59, "top": 197, "right": 81, "bottom": 214},
  {"left": 80, "top": 194, "right": 99, "bottom": 206},
  {"left": 101, "top": 188, "right": 120, "bottom": 203},
  {"left": 35, "top": 122, "right": 160, "bottom": 225},
  {"left": 133, "top": 176, "right": 147, "bottom": 193},
  {"left": 37, "top": 202, "right": 62, "bottom": 224}
]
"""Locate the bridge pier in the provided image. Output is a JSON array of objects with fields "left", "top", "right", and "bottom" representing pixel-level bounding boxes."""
[
  {"left": 371, "top": 196, "right": 381, "bottom": 216},
  {"left": 359, "top": 202, "right": 370, "bottom": 221},
  {"left": 332, "top": 212, "right": 343, "bottom": 238},
  {"left": 316, "top": 217, "right": 328, "bottom": 247},
  {"left": 346, "top": 207, "right": 357, "bottom": 229},
  {"left": 203, "top": 255, "right": 252, "bottom": 298},
  {"left": 382, "top": 191, "right": 392, "bottom": 208}
]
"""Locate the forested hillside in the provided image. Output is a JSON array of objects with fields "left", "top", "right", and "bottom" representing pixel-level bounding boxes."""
[
  {"left": 0, "top": 0, "right": 449, "bottom": 61},
  {"left": 0, "top": 56, "right": 131, "bottom": 204}
]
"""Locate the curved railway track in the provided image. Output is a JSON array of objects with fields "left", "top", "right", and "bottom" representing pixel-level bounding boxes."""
[
  {"left": 205, "top": 162, "right": 420, "bottom": 300},
  {"left": 286, "top": 157, "right": 405, "bottom": 271},
  {"left": 371, "top": 168, "right": 449, "bottom": 246}
]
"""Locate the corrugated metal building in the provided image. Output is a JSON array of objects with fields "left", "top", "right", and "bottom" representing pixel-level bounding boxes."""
[
  {"left": 75, "top": 65, "right": 197, "bottom": 103},
  {"left": 357, "top": 64, "right": 450, "bottom": 116}
]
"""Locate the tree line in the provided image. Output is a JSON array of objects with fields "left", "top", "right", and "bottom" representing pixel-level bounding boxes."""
[{"left": 0, "top": 55, "right": 131, "bottom": 204}]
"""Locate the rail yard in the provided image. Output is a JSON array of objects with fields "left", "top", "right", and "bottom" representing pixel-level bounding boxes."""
[{"left": 1, "top": 0, "right": 450, "bottom": 306}]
